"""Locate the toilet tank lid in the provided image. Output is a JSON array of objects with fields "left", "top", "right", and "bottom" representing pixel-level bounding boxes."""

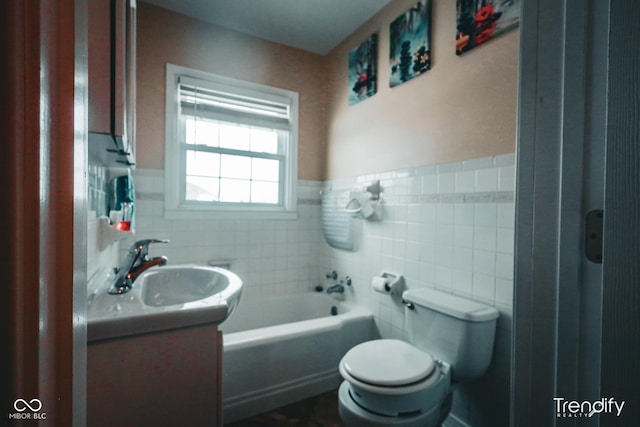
[{"left": 403, "top": 288, "right": 499, "bottom": 322}]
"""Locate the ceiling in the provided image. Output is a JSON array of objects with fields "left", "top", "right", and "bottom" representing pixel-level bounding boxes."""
[{"left": 141, "top": 0, "right": 392, "bottom": 55}]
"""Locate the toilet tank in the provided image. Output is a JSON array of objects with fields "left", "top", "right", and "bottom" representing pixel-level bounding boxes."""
[{"left": 402, "top": 288, "right": 499, "bottom": 382}]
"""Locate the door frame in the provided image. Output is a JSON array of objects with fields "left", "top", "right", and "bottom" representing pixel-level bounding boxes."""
[
  {"left": 512, "top": 0, "right": 640, "bottom": 425},
  {"left": 3, "top": 1, "right": 88, "bottom": 426}
]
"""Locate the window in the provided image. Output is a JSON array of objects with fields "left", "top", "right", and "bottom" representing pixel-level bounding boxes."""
[{"left": 164, "top": 64, "right": 298, "bottom": 219}]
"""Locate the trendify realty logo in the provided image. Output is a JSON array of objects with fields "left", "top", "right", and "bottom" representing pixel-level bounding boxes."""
[{"left": 554, "top": 397, "right": 625, "bottom": 418}]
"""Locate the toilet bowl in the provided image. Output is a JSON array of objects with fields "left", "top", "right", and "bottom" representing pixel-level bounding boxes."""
[
  {"left": 339, "top": 382, "right": 448, "bottom": 427},
  {"left": 338, "top": 339, "right": 451, "bottom": 426},
  {"left": 337, "top": 288, "right": 499, "bottom": 427}
]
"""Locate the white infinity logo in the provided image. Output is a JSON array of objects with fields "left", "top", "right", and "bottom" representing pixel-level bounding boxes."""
[{"left": 14, "top": 398, "right": 42, "bottom": 412}]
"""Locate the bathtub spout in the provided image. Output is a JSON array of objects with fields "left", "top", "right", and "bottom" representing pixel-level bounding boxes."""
[{"left": 326, "top": 284, "right": 344, "bottom": 294}]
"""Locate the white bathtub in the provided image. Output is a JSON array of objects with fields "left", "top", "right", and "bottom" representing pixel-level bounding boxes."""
[{"left": 219, "top": 292, "right": 376, "bottom": 424}]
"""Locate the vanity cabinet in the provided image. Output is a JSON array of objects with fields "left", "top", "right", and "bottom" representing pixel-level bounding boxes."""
[
  {"left": 88, "top": 0, "right": 136, "bottom": 167},
  {"left": 87, "top": 325, "right": 224, "bottom": 426}
]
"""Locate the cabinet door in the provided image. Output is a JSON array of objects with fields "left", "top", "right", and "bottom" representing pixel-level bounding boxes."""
[
  {"left": 88, "top": 0, "right": 136, "bottom": 167},
  {"left": 124, "top": 0, "right": 136, "bottom": 164},
  {"left": 113, "top": 0, "right": 126, "bottom": 139},
  {"left": 88, "top": 0, "right": 111, "bottom": 135}
]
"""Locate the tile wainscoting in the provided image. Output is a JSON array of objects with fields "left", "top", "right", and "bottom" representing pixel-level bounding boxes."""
[{"left": 129, "top": 170, "right": 324, "bottom": 302}]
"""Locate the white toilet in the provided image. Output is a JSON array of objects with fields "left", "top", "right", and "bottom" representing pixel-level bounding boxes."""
[{"left": 338, "top": 287, "right": 499, "bottom": 426}]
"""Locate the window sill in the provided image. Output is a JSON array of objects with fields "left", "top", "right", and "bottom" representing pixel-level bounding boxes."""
[{"left": 163, "top": 207, "right": 298, "bottom": 221}]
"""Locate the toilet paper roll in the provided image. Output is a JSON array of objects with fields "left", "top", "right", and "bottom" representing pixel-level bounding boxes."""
[{"left": 371, "top": 276, "right": 391, "bottom": 293}]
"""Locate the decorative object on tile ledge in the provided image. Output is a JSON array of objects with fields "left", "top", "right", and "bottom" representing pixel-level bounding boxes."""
[
  {"left": 345, "top": 180, "right": 383, "bottom": 221},
  {"left": 349, "top": 33, "right": 378, "bottom": 105},
  {"left": 389, "top": 0, "right": 431, "bottom": 87},
  {"left": 456, "top": 0, "right": 520, "bottom": 55}
]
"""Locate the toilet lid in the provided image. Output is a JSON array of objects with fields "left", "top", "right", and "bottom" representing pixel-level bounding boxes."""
[{"left": 341, "top": 339, "right": 436, "bottom": 386}]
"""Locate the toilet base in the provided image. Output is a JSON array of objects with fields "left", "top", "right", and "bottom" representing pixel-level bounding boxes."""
[{"left": 338, "top": 381, "right": 451, "bottom": 427}]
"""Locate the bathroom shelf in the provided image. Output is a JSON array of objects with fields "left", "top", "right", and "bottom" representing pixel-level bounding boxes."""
[{"left": 98, "top": 216, "right": 133, "bottom": 244}]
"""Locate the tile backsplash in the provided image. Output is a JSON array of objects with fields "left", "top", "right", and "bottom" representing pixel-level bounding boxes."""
[
  {"left": 125, "top": 169, "right": 324, "bottom": 302},
  {"left": 88, "top": 161, "right": 109, "bottom": 218}
]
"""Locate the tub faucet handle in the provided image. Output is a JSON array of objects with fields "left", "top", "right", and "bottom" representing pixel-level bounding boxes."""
[{"left": 326, "top": 270, "right": 338, "bottom": 280}]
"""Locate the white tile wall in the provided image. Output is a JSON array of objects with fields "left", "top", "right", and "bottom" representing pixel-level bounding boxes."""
[
  {"left": 322, "top": 153, "right": 515, "bottom": 426},
  {"left": 125, "top": 171, "right": 324, "bottom": 302}
]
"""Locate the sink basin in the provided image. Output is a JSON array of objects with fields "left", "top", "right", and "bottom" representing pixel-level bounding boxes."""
[
  {"left": 87, "top": 264, "right": 243, "bottom": 342},
  {"left": 140, "top": 265, "right": 234, "bottom": 307}
]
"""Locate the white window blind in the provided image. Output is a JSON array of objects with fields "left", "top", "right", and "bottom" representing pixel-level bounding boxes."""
[
  {"left": 165, "top": 64, "right": 298, "bottom": 219},
  {"left": 179, "top": 75, "right": 292, "bottom": 130}
]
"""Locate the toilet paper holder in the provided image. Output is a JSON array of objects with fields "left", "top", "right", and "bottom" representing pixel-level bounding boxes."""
[{"left": 375, "top": 271, "right": 405, "bottom": 294}]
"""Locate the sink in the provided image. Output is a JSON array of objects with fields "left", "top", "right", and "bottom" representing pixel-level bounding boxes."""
[
  {"left": 87, "top": 264, "right": 243, "bottom": 342},
  {"left": 140, "top": 265, "right": 235, "bottom": 307}
]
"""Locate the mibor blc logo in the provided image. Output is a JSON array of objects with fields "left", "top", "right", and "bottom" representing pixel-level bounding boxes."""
[
  {"left": 554, "top": 397, "right": 625, "bottom": 418},
  {"left": 9, "top": 398, "right": 47, "bottom": 420}
]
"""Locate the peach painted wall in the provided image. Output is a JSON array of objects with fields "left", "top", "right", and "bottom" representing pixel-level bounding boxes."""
[
  {"left": 136, "top": 3, "right": 327, "bottom": 181},
  {"left": 324, "top": 0, "right": 519, "bottom": 179}
]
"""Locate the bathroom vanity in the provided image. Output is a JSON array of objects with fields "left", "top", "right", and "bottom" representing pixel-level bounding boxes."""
[
  {"left": 87, "top": 325, "right": 223, "bottom": 426},
  {"left": 86, "top": 264, "right": 242, "bottom": 427}
]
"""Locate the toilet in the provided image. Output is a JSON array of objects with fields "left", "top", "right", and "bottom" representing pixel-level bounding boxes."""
[{"left": 338, "top": 287, "right": 499, "bottom": 426}]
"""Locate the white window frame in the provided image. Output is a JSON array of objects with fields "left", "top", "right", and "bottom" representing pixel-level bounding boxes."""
[{"left": 164, "top": 64, "right": 298, "bottom": 220}]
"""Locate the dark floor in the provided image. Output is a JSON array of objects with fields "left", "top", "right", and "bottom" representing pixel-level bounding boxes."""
[{"left": 225, "top": 389, "right": 344, "bottom": 427}]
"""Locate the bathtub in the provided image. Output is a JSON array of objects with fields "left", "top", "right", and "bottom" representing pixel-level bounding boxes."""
[{"left": 219, "top": 292, "right": 376, "bottom": 424}]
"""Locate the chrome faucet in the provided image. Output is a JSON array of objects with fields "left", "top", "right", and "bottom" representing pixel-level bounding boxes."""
[
  {"left": 325, "top": 275, "right": 351, "bottom": 295},
  {"left": 108, "top": 239, "right": 169, "bottom": 294},
  {"left": 326, "top": 284, "right": 345, "bottom": 294}
]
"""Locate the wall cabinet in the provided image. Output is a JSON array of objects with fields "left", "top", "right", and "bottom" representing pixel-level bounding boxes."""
[{"left": 88, "top": 0, "right": 136, "bottom": 167}]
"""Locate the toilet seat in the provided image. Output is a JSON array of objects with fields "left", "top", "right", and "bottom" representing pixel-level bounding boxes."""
[
  {"left": 338, "top": 339, "right": 450, "bottom": 418},
  {"left": 341, "top": 339, "right": 436, "bottom": 386}
]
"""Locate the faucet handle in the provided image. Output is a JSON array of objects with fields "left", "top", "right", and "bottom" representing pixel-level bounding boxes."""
[
  {"left": 132, "top": 238, "right": 169, "bottom": 248},
  {"left": 130, "top": 238, "right": 170, "bottom": 255}
]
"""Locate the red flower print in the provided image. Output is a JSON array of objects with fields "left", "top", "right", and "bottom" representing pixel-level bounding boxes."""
[
  {"left": 475, "top": 23, "right": 498, "bottom": 45},
  {"left": 475, "top": 4, "right": 494, "bottom": 23}
]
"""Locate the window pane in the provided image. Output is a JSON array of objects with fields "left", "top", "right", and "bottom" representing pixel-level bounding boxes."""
[
  {"left": 219, "top": 179, "right": 250, "bottom": 202},
  {"left": 186, "top": 150, "right": 220, "bottom": 177},
  {"left": 251, "top": 158, "right": 280, "bottom": 182},
  {"left": 185, "top": 118, "right": 219, "bottom": 147},
  {"left": 251, "top": 181, "right": 279, "bottom": 204},
  {"left": 185, "top": 118, "right": 195, "bottom": 144},
  {"left": 219, "top": 123, "right": 250, "bottom": 150},
  {"left": 250, "top": 128, "right": 278, "bottom": 153},
  {"left": 185, "top": 176, "right": 219, "bottom": 201},
  {"left": 220, "top": 154, "right": 251, "bottom": 179}
]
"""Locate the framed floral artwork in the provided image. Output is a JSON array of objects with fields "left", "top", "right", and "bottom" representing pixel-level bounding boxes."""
[
  {"left": 348, "top": 33, "right": 378, "bottom": 106},
  {"left": 456, "top": 0, "right": 520, "bottom": 55},
  {"left": 389, "top": 0, "right": 431, "bottom": 88}
]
